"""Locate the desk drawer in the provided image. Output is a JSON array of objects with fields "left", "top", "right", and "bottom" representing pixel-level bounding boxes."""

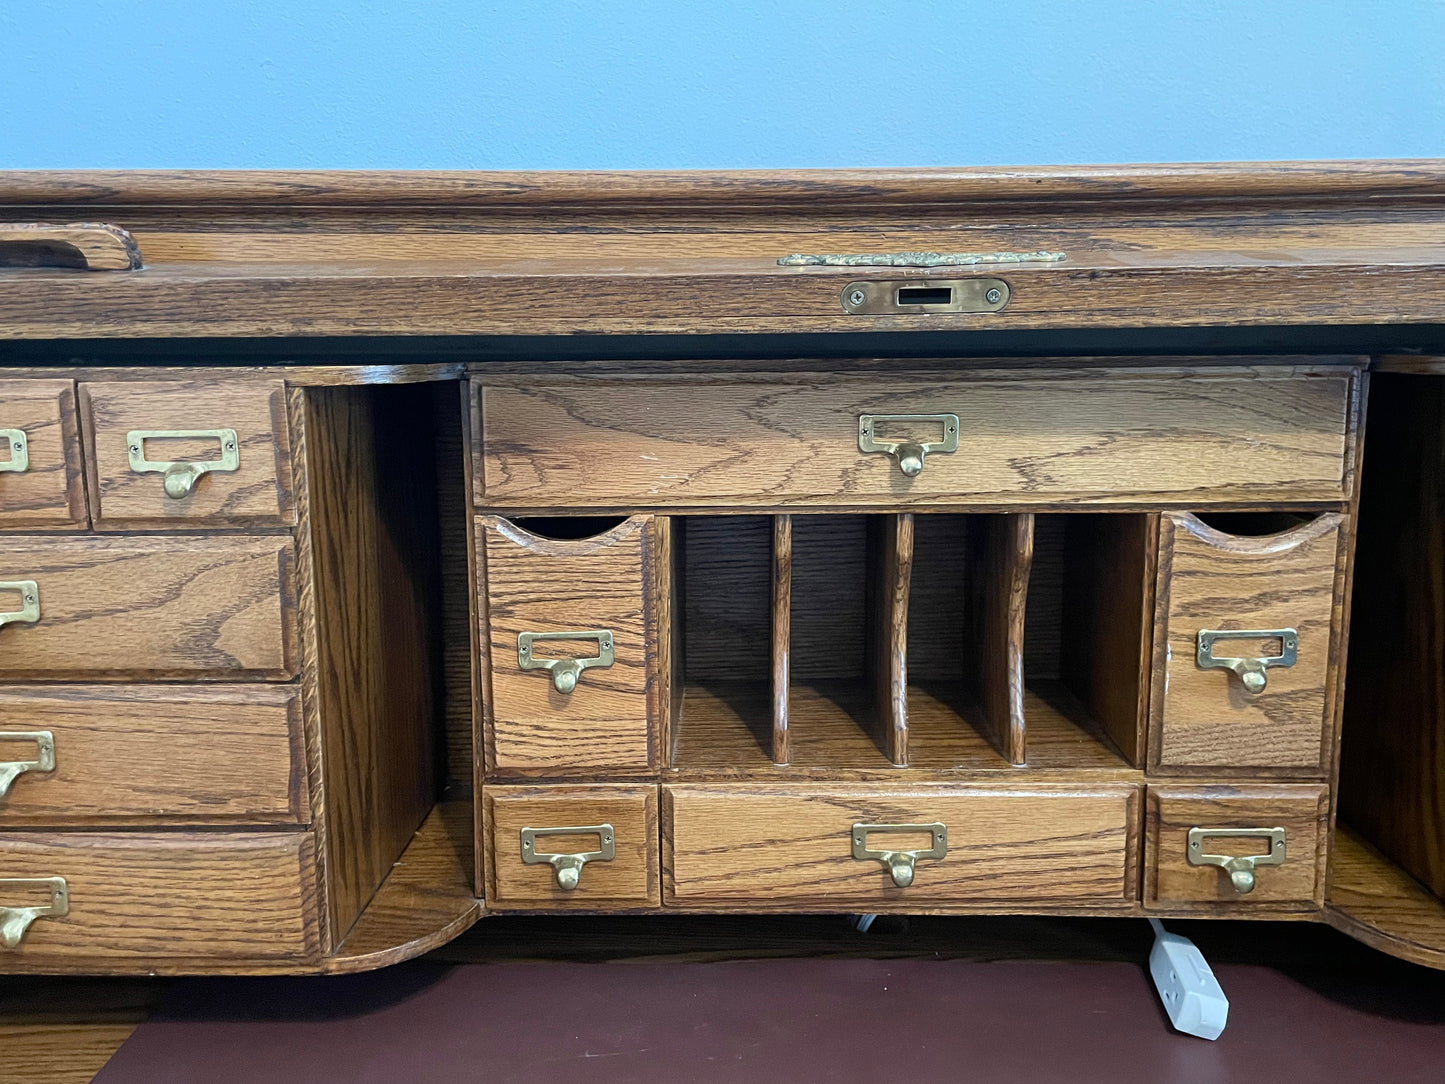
[
  {"left": 664, "top": 784, "right": 1140, "bottom": 907},
  {"left": 80, "top": 378, "right": 294, "bottom": 529},
  {"left": 475, "top": 368, "right": 1358, "bottom": 509},
  {"left": 0, "top": 831, "right": 318, "bottom": 962},
  {"left": 0, "top": 535, "right": 296, "bottom": 680},
  {"left": 484, "top": 784, "right": 659, "bottom": 908},
  {"left": 1149, "top": 513, "right": 1346, "bottom": 772},
  {"left": 479, "top": 515, "right": 670, "bottom": 772},
  {"left": 1145, "top": 784, "right": 1327, "bottom": 910},
  {"left": 0, "top": 380, "right": 86, "bottom": 528},
  {"left": 0, "top": 685, "right": 305, "bottom": 825}
]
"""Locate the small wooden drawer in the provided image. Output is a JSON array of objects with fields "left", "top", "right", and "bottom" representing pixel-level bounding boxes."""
[
  {"left": 0, "top": 380, "right": 86, "bottom": 528},
  {"left": 0, "top": 685, "right": 306, "bottom": 825},
  {"left": 0, "top": 831, "right": 319, "bottom": 963},
  {"left": 79, "top": 378, "right": 294, "bottom": 529},
  {"left": 0, "top": 535, "right": 296, "bottom": 680},
  {"left": 479, "top": 515, "right": 671, "bottom": 772},
  {"left": 1149, "top": 513, "right": 1346, "bottom": 772},
  {"left": 475, "top": 367, "right": 1359, "bottom": 509},
  {"left": 664, "top": 784, "right": 1140, "bottom": 907},
  {"left": 484, "top": 784, "right": 659, "bottom": 908},
  {"left": 1145, "top": 784, "right": 1327, "bottom": 910}
]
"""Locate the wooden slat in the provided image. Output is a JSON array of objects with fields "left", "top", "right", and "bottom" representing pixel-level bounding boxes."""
[
  {"left": 964, "top": 514, "right": 1033, "bottom": 765},
  {"left": 867, "top": 514, "right": 912, "bottom": 766},
  {"left": 772, "top": 515, "right": 792, "bottom": 766}
]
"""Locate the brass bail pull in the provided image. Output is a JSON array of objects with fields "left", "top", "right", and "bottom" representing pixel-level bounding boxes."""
[
  {"left": 851, "top": 822, "right": 948, "bottom": 888},
  {"left": 0, "top": 730, "right": 56, "bottom": 799},
  {"left": 126, "top": 428, "right": 241, "bottom": 499},
  {"left": 0, "top": 429, "right": 28, "bottom": 473},
  {"left": 1187, "top": 827, "right": 1286, "bottom": 894},
  {"left": 0, "top": 876, "right": 68, "bottom": 949},
  {"left": 858, "top": 414, "right": 959, "bottom": 478},
  {"left": 1196, "top": 628, "right": 1298, "bottom": 694},
  {"left": 517, "top": 630, "right": 615, "bottom": 694},
  {"left": 520, "top": 824, "right": 615, "bottom": 890},
  {"left": 0, "top": 581, "right": 40, "bottom": 633}
]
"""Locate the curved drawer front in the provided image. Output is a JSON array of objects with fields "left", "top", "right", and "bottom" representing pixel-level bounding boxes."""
[
  {"left": 0, "top": 685, "right": 305, "bottom": 825},
  {"left": 476, "top": 368, "right": 1358, "bottom": 509},
  {"left": 0, "top": 831, "right": 318, "bottom": 963},
  {"left": 664, "top": 784, "right": 1140, "bottom": 907},
  {"left": 0, "top": 535, "right": 296, "bottom": 680}
]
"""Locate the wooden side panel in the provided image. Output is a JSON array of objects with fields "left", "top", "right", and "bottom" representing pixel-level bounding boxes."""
[
  {"left": 0, "top": 379, "right": 86, "bottom": 528},
  {"left": 434, "top": 381, "right": 474, "bottom": 788},
  {"left": 0, "top": 685, "right": 305, "bottom": 825},
  {"left": 477, "top": 370, "right": 1356, "bottom": 508},
  {"left": 306, "top": 385, "right": 440, "bottom": 944},
  {"left": 481, "top": 515, "right": 656, "bottom": 772},
  {"left": 79, "top": 378, "right": 294, "bottom": 529},
  {"left": 772, "top": 514, "right": 792, "bottom": 765},
  {"left": 867, "top": 514, "right": 912, "bottom": 766},
  {"left": 484, "top": 784, "right": 658, "bottom": 907},
  {"left": 0, "top": 535, "right": 296, "bottom": 679},
  {"left": 1327, "top": 827, "right": 1445, "bottom": 969},
  {"left": 963, "top": 513, "right": 1032, "bottom": 765},
  {"left": 1339, "top": 374, "right": 1445, "bottom": 898},
  {"left": 1059, "top": 514, "right": 1155, "bottom": 766},
  {"left": 1150, "top": 513, "right": 1344, "bottom": 772},
  {"left": 665, "top": 783, "right": 1138, "bottom": 905},
  {"left": 0, "top": 831, "right": 319, "bottom": 962},
  {"left": 1146, "top": 784, "right": 1328, "bottom": 910}
]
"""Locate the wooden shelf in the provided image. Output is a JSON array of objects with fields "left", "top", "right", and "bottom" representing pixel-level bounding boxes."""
[{"left": 1326, "top": 826, "right": 1445, "bottom": 969}]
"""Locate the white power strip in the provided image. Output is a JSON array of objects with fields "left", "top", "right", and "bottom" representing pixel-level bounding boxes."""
[{"left": 1148, "top": 918, "right": 1229, "bottom": 1040}]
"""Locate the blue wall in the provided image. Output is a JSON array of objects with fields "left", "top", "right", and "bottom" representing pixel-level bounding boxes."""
[{"left": 3, "top": 1, "right": 1442, "bottom": 169}]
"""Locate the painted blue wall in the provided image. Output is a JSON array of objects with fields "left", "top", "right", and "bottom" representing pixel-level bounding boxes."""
[{"left": 2, "top": 2, "right": 1442, "bottom": 169}]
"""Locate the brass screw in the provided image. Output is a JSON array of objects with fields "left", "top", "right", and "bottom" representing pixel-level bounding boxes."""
[
  {"left": 848, "top": 289, "right": 866, "bottom": 306},
  {"left": 986, "top": 288, "right": 1002, "bottom": 304}
]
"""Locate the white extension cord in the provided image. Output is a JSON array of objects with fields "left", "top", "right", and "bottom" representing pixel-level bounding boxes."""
[{"left": 1148, "top": 918, "right": 1229, "bottom": 1039}]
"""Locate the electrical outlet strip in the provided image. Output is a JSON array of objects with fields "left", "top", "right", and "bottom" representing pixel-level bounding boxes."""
[{"left": 1148, "top": 918, "right": 1229, "bottom": 1040}]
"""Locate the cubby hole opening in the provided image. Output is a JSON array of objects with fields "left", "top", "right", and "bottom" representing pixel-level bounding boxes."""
[
  {"left": 1190, "top": 510, "right": 1317, "bottom": 537},
  {"left": 506, "top": 515, "right": 630, "bottom": 541},
  {"left": 1022, "top": 513, "right": 1152, "bottom": 769}
]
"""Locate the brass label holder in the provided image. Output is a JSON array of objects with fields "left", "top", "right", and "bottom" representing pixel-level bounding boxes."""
[
  {"left": 851, "top": 822, "right": 948, "bottom": 888},
  {"left": 520, "top": 824, "right": 615, "bottom": 890},
  {"left": 0, "top": 876, "right": 68, "bottom": 948},
  {"left": 859, "top": 414, "right": 959, "bottom": 477},
  {"left": 0, "top": 730, "right": 55, "bottom": 799},
  {"left": 0, "top": 581, "right": 40, "bottom": 631},
  {"left": 0, "top": 429, "right": 28, "bottom": 473},
  {"left": 1196, "top": 628, "right": 1298, "bottom": 694},
  {"left": 127, "top": 428, "right": 240, "bottom": 499},
  {"left": 1187, "top": 826, "right": 1286, "bottom": 894},
  {"left": 517, "top": 629, "right": 615, "bottom": 694}
]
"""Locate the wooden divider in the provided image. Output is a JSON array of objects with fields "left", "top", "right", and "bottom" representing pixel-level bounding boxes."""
[
  {"left": 962, "top": 513, "right": 1034, "bottom": 765},
  {"left": 771, "top": 515, "right": 792, "bottom": 765},
  {"left": 868, "top": 514, "right": 914, "bottom": 766}
]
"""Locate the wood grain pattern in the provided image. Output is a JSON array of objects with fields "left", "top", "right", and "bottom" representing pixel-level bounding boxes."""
[
  {"left": 476, "top": 370, "right": 1359, "bottom": 509},
  {"left": 963, "top": 513, "right": 1032, "bottom": 765},
  {"left": 433, "top": 382, "right": 474, "bottom": 787},
  {"left": 0, "top": 684, "right": 305, "bottom": 825},
  {"left": 1326, "top": 826, "right": 1445, "bottom": 968},
  {"left": 1149, "top": 512, "right": 1345, "bottom": 772},
  {"left": 772, "top": 514, "right": 791, "bottom": 765},
  {"left": 0, "top": 380, "right": 86, "bottom": 528},
  {"left": 484, "top": 784, "right": 658, "bottom": 908},
  {"left": 0, "top": 534, "right": 296, "bottom": 679},
  {"left": 0, "top": 222, "right": 141, "bottom": 270},
  {"left": 79, "top": 378, "right": 294, "bottom": 529},
  {"left": 304, "top": 385, "right": 440, "bottom": 945},
  {"left": 0, "top": 830, "right": 319, "bottom": 966},
  {"left": 665, "top": 783, "right": 1138, "bottom": 906},
  {"left": 867, "top": 514, "right": 912, "bottom": 766},
  {"left": 1145, "top": 784, "right": 1328, "bottom": 911},
  {"left": 480, "top": 514, "right": 662, "bottom": 773}
]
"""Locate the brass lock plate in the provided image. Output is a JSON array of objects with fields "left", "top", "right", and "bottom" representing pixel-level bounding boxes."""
[
  {"left": 841, "top": 278, "right": 1009, "bottom": 315},
  {"left": 0, "top": 429, "right": 28, "bottom": 473},
  {"left": 1197, "top": 628, "right": 1297, "bottom": 694}
]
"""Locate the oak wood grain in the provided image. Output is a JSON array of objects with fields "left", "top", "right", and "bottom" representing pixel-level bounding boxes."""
[
  {"left": 772, "top": 514, "right": 791, "bottom": 765},
  {"left": 0, "top": 380, "right": 86, "bottom": 528},
  {"left": 484, "top": 784, "right": 658, "bottom": 908},
  {"left": 0, "top": 684, "right": 305, "bottom": 825},
  {"left": 1149, "top": 512, "right": 1345, "bottom": 772},
  {"left": 79, "top": 377, "right": 294, "bottom": 529},
  {"left": 0, "top": 830, "right": 320, "bottom": 967},
  {"left": 1145, "top": 784, "right": 1328, "bottom": 912},
  {"left": 0, "top": 222, "right": 141, "bottom": 270},
  {"left": 963, "top": 513, "right": 1032, "bottom": 765},
  {"left": 0, "top": 534, "right": 296, "bottom": 679},
  {"left": 867, "top": 514, "right": 912, "bottom": 766},
  {"left": 1326, "top": 826, "right": 1445, "bottom": 968},
  {"left": 665, "top": 783, "right": 1139, "bottom": 906},
  {"left": 476, "top": 369, "right": 1359, "bottom": 509}
]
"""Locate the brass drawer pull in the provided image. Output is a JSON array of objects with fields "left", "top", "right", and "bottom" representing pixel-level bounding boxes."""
[
  {"left": 0, "top": 730, "right": 54, "bottom": 799},
  {"left": 858, "top": 414, "right": 959, "bottom": 477},
  {"left": 517, "top": 629, "right": 615, "bottom": 694},
  {"left": 1196, "top": 628, "right": 1298, "bottom": 694},
  {"left": 1187, "top": 827, "right": 1286, "bottom": 894},
  {"left": 520, "top": 824, "right": 615, "bottom": 890},
  {"left": 0, "top": 876, "right": 68, "bottom": 948},
  {"left": 851, "top": 822, "right": 948, "bottom": 887},
  {"left": 0, "top": 429, "right": 28, "bottom": 473},
  {"left": 0, "top": 581, "right": 40, "bottom": 631},
  {"left": 127, "top": 428, "right": 240, "bottom": 499}
]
